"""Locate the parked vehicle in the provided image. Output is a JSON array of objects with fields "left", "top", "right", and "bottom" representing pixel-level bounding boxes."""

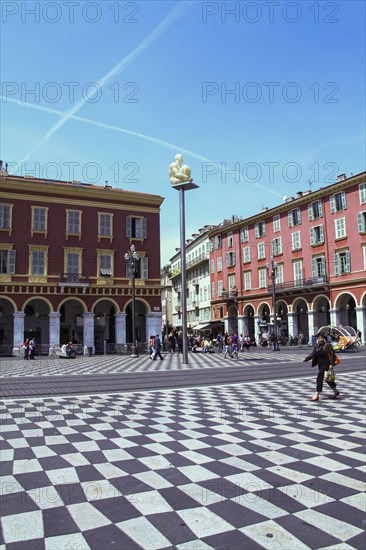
[
  {"left": 318, "top": 325, "right": 359, "bottom": 352},
  {"left": 59, "top": 343, "right": 77, "bottom": 358}
]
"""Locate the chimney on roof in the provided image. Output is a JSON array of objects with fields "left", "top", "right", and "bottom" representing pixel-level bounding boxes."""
[
  {"left": 337, "top": 173, "right": 347, "bottom": 182},
  {"left": 297, "top": 191, "right": 303, "bottom": 198},
  {"left": 261, "top": 206, "right": 268, "bottom": 212}
]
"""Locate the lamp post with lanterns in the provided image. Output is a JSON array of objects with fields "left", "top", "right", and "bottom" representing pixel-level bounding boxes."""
[
  {"left": 266, "top": 256, "right": 280, "bottom": 351},
  {"left": 124, "top": 244, "right": 139, "bottom": 357}
]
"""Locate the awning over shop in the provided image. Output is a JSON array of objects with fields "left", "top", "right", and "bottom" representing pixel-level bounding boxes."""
[{"left": 192, "top": 324, "right": 211, "bottom": 331}]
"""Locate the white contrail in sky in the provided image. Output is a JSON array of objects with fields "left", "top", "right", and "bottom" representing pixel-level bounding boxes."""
[
  {"left": 3, "top": 98, "right": 283, "bottom": 197},
  {"left": 18, "top": 0, "right": 193, "bottom": 165}
]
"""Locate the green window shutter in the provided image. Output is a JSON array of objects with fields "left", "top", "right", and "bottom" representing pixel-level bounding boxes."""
[
  {"left": 308, "top": 204, "right": 313, "bottom": 221},
  {"left": 8, "top": 250, "right": 16, "bottom": 274},
  {"left": 141, "top": 257, "right": 148, "bottom": 279},
  {"left": 318, "top": 201, "right": 323, "bottom": 218},
  {"left": 344, "top": 250, "right": 350, "bottom": 273},
  {"left": 312, "top": 258, "right": 317, "bottom": 278},
  {"left": 310, "top": 228, "right": 315, "bottom": 246},
  {"left": 126, "top": 216, "right": 132, "bottom": 238},
  {"left": 357, "top": 212, "right": 364, "bottom": 233},
  {"left": 255, "top": 223, "right": 259, "bottom": 238},
  {"left": 334, "top": 253, "right": 340, "bottom": 276},
  {"left": 288, "top": 211, "right": 293, "bottom": 227},
  {"left": 319, "top": 225, "right": 324, "bottom": 242},
  {"left": 142, "top": 218, "right": 147, "bottom": 239},
  {"left": 330, "top": 195, "right": 336, "bottom": 214},
  {"left": 341, "top": 191, "right": 347, "bottom": 210}
]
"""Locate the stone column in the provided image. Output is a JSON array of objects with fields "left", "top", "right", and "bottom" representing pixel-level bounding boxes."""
[
  {"left": 237, "top": 315, "right": 245, "bottom": 337},
  {"left": 83, "top": 312, "right": 95, "bottom": 355},
  {"left": 12, "top": 311, "right": 25, "bottom": 356},
  {"left": 307, "top": 310, "right": 315, "bottom": 346},
  {"left": 48, "top": 312, "right": 61, "bottom": 356},
  {"left": 287, "top": 312, "right": 296, "bottom": 339},
  {"left": 115, "top": 312, "right": 126, "bottom": 344},
  {"left": 146, "top": 312, "right": 162, "bottom": 339},
  {"left": 254, "top": 315, "right": 261, "bottom": 344},
  {"left": 329, "top": 308, "right": 338, "bottom": 326},
  {"left": 355, "top": 306, "right": 365, "bottom": 343}
]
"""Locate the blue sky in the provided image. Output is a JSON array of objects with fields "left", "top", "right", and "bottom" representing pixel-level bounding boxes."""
[{"left": 1, "top": 0, "right": 365, "bottom": 265}]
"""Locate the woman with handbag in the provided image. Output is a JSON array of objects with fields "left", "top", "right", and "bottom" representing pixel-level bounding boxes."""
[{"left": 303, "top": 332, "right": 340, "bottom": 401}]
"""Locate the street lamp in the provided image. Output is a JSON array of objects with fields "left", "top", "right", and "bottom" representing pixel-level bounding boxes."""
[
  {"left": 124, "top": 244, "right": 139, "bottom": 357},
  {"left": 266, "top": 256, "right": 280, "bottom": 351}
]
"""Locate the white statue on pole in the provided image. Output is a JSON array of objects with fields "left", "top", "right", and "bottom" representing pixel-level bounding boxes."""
[{"left": 169, "top": 154, "right": 192, "bottom": 185}]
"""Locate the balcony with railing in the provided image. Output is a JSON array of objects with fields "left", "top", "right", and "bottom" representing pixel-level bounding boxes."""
[
  {"left": 59, "top": 273, "right": 89, "bottom": 293},
  {"left": 268, "top": 276, "right": 329, "bottom": 294},
  {"left": 221, "top": 289, "right": 238, "bottom": 301},
  {"left": 186, "top": 252, "right": 209, "bottom": 269}
]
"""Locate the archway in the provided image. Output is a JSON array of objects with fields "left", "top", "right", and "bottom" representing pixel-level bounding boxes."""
[
  {"left": 312, "top": 295, "right": 331, "bottom": 333},
  {"left": 125, "top": 299, "right": 148, "bottom": 344},
  {"left": 277, "top": 301, "right": 288, "bottom": 338},
  {"left": 93, "top": 299, "right": 117, "bottom": 353},
  {"left": 23, "top": 298, "right": 51, "bottom": 347},
  {"left": 0, "top": 298, "right": 15, "bottom": 354},
  {"left": 59, "top": 299, "right": 85, "bottom": 346},
  {"left": 243, "top": 304, "right": 255, "bottom": 339},
  {"left": 227, "top": 305, "right": 238, "bottom": 335},
  {"left": 293, "top": 299, "right": 309, "bottom": 340},
  {"left": 335, "top": 294, "right": 357, "bottom": 328}
]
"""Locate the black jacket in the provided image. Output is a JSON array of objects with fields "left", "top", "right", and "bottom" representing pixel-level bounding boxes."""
[{"left": 304, "top": 342, "right": 335, "bottom": 368}]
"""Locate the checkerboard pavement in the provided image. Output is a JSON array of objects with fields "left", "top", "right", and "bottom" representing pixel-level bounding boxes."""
[
  {"left": 1, "top": 372, "right": 365, "bottom": 549},
  {"left": 0, "top": 350, "right": 314, "bottom": 378}
]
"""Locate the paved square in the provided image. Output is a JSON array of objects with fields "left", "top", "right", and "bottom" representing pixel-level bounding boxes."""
[{"left": 1, "top": 371, "right": 365, "bottom": 548}]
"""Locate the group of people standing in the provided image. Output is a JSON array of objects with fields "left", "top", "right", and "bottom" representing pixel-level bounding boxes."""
[{"left": 23, "top": 338, "right": 36, "bottom": 360}]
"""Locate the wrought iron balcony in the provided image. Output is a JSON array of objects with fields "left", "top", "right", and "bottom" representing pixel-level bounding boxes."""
[
  {"left": 59, "top": 273, "right": 89, "bottom": 293},
  {"left": 221, "top": 289, "right": 238, "bottom": 301},
  {"left": 268, "top": 276, "right": 329, "bottom": 294}
]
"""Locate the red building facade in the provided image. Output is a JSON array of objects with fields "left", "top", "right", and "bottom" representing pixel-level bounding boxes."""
[
  {"left": 0, "top": 171, "right": 164, "bottom": 355},
  {"left": 209, "top": 172, "right": 366, "bottom": 343}
]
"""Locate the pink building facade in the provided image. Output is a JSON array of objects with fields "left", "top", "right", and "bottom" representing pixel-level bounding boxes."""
[{"left": 209, "top": 171, "right": 366, "bottom": 343}]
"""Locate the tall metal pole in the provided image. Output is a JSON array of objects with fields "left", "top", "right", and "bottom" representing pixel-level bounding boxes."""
[
  {"left": 131, "top": 264, "right": 136, "bottom": 355},
  {"left": 179, "top": 188, "right": 188, "bottom": 364},
  {"left": 270, "top": 257, "right": 279, "bottom": 351}
]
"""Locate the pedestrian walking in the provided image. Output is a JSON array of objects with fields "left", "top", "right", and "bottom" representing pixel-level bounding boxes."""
[
  {"left": 29, "top": 338, "right": 36, "bottom": 359},
  {"left": 224, "top": 333, "right": 232, "bottom": 358},
  {"left": 23, "top": 338, "right": 30, "bottom": 360},
  {"left": 302, "top": 331, "right": 339, "bottom": 401},
  {"left": 152, "top": 334, "right": 164, "bottom": 360}
]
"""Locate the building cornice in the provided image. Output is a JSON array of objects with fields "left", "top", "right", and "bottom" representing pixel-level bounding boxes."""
[{"left": 208, "top": 171, "right": 366, "bottom": 237}]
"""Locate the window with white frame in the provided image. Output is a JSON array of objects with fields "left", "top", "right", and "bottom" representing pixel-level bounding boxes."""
[
  {"left": 312, "top": 256, "right": 326, "bottom": 278},
  {"left": 99, "top": 213, "right": 112, "bottom": 238},
  {"left": 100, "top": 254, "right": 112, "bottom": 277},
  {"left": 31, "top": 250, "right": 46, "bottom": 276},
  {"left": 334, "top": 250, "right": 350, "bottom": 275},
  {"left": 330, "top": 191, "right": 347, "bottom": 213},
  {"left": 363, "top": 246, "right": 366, "bottom": 270},
  {"left": 227, "top": 231, "right": 233, "bottom": 247},
  {"left": 359, "top": 182, "right": 366, "bottom": 204},
  {"left": 273, "top": 214, "right": 281, "bottom": 232},
  {"left": 244, "top": 271, "right": 251, "bottom": 290},
  {"left": 228, "top": 274, "right": 235, "bottom": 289},
  {"left": 276, "top": 264, "right": 284, "bottom": 284},
  {"left": 335, "top": 217, "right": 346, "bottom": 239},
  {"left": 0, "top": 247, "right": 16, "bottom": 274},
  {"left": 240, "top": 226, "right": 249, "bottom": 242},
  {"left": 310, "top": 224, "right": 324, "bottom": 245},
  {"left": 32, "top": 207, "right": 48, "bottom": 233},
  {"left": 308, "top": 200, "right": 323, "bottom": 221},
  {"left": 214, "top": 235, "right": 222, "bottom": 249},
  {"left": 218, "top": 280, "right": 223, "bottom": 296},
  {"left": 272, "top": 237, "right": 282, "bottom": 256},
  {"left": 292, "top": 231, "right": 301, "bottom": 251},
  {"left": 258, "top": 242, "right": 265, "bottom": 260},
  {"left": 0, "top": 204, "right": 12, "bottom": 230},
  {"left": 255, "top": 221, "right": 266, "bottom": 237},
  {"left": 226, "top": 251, "right": 236, "bottom": 267},
  {"left": 217, "top": 257, "right": 222, "bottom": 272},
  {"left": 126, "top": 216, "right": 147, "bottom": 239},
  {"left": 66, "top": 252, "right": 80, "bottom": 274},
  {"left": 243, "top": 246, "right": 250, "bottom": 263},
  {"left": 288, "top": 207, "right": 301, "bottom": 227},
  {"left": 67, "top": 210, "right": 81, "bottom": 236},
  {"left": 211, "top": 283, "right": 216, "bottom": 298},
  {"left": 211, "top": 259, "right": 215, "bottom": 274},
  {"left": 258, "top": 268, "right": 266, "bottom": 288},
  {"left": 357, "top": 211, "right": 366, "bottom": 233},
  {"left": 293, "top": 260, "right": 303, "bottom": 283}
]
